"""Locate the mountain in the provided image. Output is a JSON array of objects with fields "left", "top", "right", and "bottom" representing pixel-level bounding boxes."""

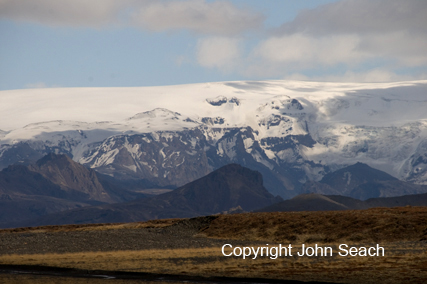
[
  {"left": 364, "top": 192, "right": 427, "bottom": 208},
  {"left": 0, "top": 154, "right": 147, "bottom": 225},
  {"left": 8, "top": 164, "right": 282, "bottom": 228},
  {"left": 257, "top": 192, "right": 427, "bottom": 213},
  {"left": 318, "top": 162, "right": 398, "bottom": 194},
  {"left": 1, "top": 80, "right": 427, "bottom": 198},
  {"left": 300, "top": 181, "right": 341, "bottom": 195},
  {"left": 301, "top": 162, "right": 427, "bottom": 199},
  {"left": 153, "top": 163, "right": 282, "bottom": 213},
  {"left": 29, "top": 153, "right": 115, "bottom": 203},
  {"left": 349, "top": 180, "right": 427, "bottom": 200}
]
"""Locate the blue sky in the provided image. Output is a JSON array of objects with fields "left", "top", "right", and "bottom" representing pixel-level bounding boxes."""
[{"left": 1, "top": 0, "right": 426, "bottom": 90}]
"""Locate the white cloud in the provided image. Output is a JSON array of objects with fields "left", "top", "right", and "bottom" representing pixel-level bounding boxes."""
[
  {"left": 245, "top": 0, "right": 427, "bottom": 80},
  {"left": 131, "top": 0, "right": 263, "bottom": 35},
  {"left": 196, "top": 37, "right": 240, "bottom": 71},
  {"left": 255, "top": 34, "right": 366, "bottom": 68},
  {"left": 0, "top": 0, "right": 130, "bottom": 27},
  {"left": 359, "top": 32, "right": 427, "bottom": 66},
  {"left": 2, "top": 0, "right": 426, "bottom": 83},
  {"left": 283, "top": 0, "right": 427, "bottom": 35},
  {"left": 0, "top": 0, "right": 263, "bottom": 35}
]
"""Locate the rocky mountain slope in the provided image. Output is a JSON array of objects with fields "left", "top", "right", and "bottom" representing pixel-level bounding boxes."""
[
  {"left": 1, "top": 80, "right": 427, "bottom": 198},
  {"left": 0, "top": 154, "right": 147, "bottom": 225},
  {"left": 7, "top": 164, "right": 281, "bottom": 228},
  {"left": 301, "top": 162, "right": 427, "bottom": 199}
]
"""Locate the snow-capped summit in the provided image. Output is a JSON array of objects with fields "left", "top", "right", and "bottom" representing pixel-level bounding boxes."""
[{"left": 128, "top": 108, "right": 181, "bottom": 120}]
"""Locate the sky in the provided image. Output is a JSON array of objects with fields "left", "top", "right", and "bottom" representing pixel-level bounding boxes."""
[{"left": 1, "top": 0, "right": 426, "bottom": 91}]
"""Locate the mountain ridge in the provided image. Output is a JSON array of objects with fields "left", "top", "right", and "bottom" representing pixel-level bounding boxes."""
[
  {"left": 1, "top": 80, "right": 427, "bottom": 197},
  {"left": 0, "top": 153, "right": 148, "bottom": 225},
  {"left": 301, "top": 162, "right": 427, "bottom": 199},
  {"left": 5, "top": 163, "right": 281, "bottom": 228},
  {"left": 2, "top": 155, "right": 427, "bottom": 228}
]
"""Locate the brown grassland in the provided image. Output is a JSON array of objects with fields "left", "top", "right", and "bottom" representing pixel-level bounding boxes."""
[
  {"left": 0, "top": 207, "right": 426, "bottom": 283},
  {"left": 0, "top": 218, "right": 182, "bottom": 234}
]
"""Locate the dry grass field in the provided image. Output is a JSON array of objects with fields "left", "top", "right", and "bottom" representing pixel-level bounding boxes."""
[
  {"left": 0, "top": 218, "right": 182, "bottom": 234},
  {"left": 0, "top": 207, "right": 426, "bottom": 283},
  {"left": 1, "top": 242, "right": 426, "bottom": 283},
  {"left": 201, "top": 207, "right": 427, "bottom": 243},
  {"left": 1, "top": 242, "right": 427, "bottom": 283}
]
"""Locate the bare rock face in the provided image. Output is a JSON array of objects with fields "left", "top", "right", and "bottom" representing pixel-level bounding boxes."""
[
  {"left": 76, "top": 126, "right": 319, "bottom": 199},
  {"left": 201, "top": 117, "right": 225, "bottom": 126},
  {"left": 81, "top": 129, "right": 212, "bottom": 188},
  {"left": 0, "top": 153, "right": 149, "bottom": 226},
  {"left": 30, "top": 153, "right": 113, "bottom": 202},
  {"left": 206, "top": 96, "right": 228, "bottom": 106}
]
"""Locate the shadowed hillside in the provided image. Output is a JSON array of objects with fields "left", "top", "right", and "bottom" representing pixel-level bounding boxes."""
[
  {"left": 6, "top": 164, "right": 281, "bottom": 228},
  {"left": 301, "top": 162, "right": 427, "bottom": 199},
  {"left": 0, "top": 154, "right": 149, "bottom": 225}
]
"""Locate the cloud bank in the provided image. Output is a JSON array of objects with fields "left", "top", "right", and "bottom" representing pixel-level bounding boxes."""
[
  {"left": 2, "top": 0, "right": 426, "bottom": 82},
  {"left": 249, "top": 0, "right": 427, "bottom": 80},
  {"left": 0, "top": 0, "right": 263, "bottom": 35},
  {"left": 0, "top": 0, "right": 126, "bottom": 27},
  {"left": 131, "top": 0, "right": 263, "bottom": 36}
]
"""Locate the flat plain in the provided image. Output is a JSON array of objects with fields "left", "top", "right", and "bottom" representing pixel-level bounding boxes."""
[{"left": 0, "top": 207, "right": 426, "bottom": 284}]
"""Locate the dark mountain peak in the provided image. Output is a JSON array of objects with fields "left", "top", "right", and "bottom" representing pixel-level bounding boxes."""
[
  {"left": 163, "top": 163, "right": 279, "bottom": 213},
  {"left": 320, "top": 162, "right": 398, "bottom": 194},
  {"left": 208, "top": 163, "right": 264, "bottom": 186},
  {"left": 340, "top": 162, "right": 396, "bottom": 179},
  {"left": 349, "top": 162, "right": 380, "bottom": 170},
  {"left": 30, "top": 153, "right": 115, "bottom": 203}
]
